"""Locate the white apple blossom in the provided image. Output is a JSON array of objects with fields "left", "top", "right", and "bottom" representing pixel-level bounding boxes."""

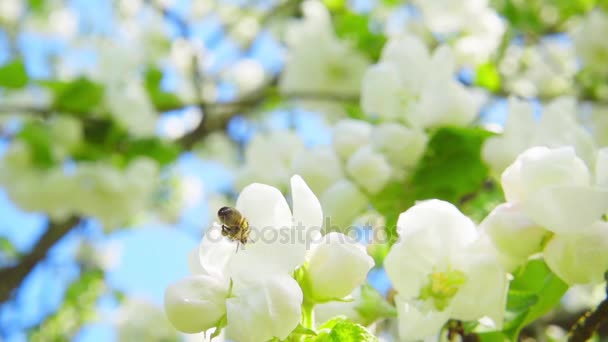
[
  {"left": 235, "top": 130, "right": 305, "bottom": 192},
  {"left": 291, "top": 147, "right": 343, "bottom": 195},
  {"left": 501, "top": 146, "right": 608, "bottom": 234},
  {"left": 115, "top": 298, "right": 182, "bottom": 342},
  {"left": 346, "top": 146, "right": 392, "bottom": 194},
  {"left": 597, "top": 147, "right": 608, "bottom": 187},
  {"left": 479, "top": 203, "right": 550, "bottom": 272},
  {"left": 499, "top": 41, "right": 577, "bottom": 98},
  {"left": 320, "top": 179, "right": 368, "bottom": 229},
  {"left": 333, "top": 119, "right": 373, "bottom": 161},
  {"left": 279, "top": 0, "right": 369, "bottom": 97},
  {"left": 370, "top": 123, "right": 428, "bottom": 172},
  {"left": 572, "top": 10, "right": 608, "bottom": 75},
  {"left": 105, "top": 80, "right": 157, "bottom": 137},
  {"left": 384, "top": 200, "right": 507, "bottom": 341},
  {"left": 482, "top": 97, "right": 596, "bottom": 175},
  {"left": 544, "top": 221, "right": 608, "bottom": 285},
  {"left": 168, "top": 175, "right": 375, "bottom": 339},
  {"left": 590, "top": 105, "right": 608, "bottom": 146},
  {"left": 361, "top": 35, "right": 478, "bottom": 128}
]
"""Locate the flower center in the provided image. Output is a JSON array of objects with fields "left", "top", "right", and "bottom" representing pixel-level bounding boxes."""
[{"left": 418, "top": 268, "right": 466, "bottom": 311}]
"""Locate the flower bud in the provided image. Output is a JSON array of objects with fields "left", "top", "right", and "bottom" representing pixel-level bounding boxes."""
[{"left": 304, "top": 232, "right": 374, "bottom": 301}]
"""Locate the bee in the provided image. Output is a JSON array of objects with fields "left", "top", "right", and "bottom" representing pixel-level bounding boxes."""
[{"left": 217, "top": 206, "right": 250, "bottom": 251}]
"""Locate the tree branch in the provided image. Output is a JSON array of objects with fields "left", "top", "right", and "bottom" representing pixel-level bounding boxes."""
[
  {"left": 568, "top": 279, "right": 608, "bottom": 342},
  {"left": 0, "top": 216, "right": 81, "bottom": 304}
]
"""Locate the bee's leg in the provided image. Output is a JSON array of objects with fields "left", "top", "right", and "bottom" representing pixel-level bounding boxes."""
[{"left": 235, "top": 242, "right": 240, "bottom": 253}]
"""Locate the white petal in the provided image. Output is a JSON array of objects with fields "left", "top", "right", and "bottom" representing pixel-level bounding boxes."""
[
  {"left": 333, "top": 119, "right": 372, "bottom": 161},
  {"left": 544, "top": 221, "right": 608, "bottom": 285},
  {"left": 522, "top": 186, "right": 608, "bottom": 234},
  {"left": 450, "top": 240, "right": 508, "bottom": 328},
  {"left": 395, "top": 297, "right": 450, "bottom": 342},
  {"left": 320, "top": 179, "right": 368, "bottom": 229},
  {"left": 361, "top": 63, "right": 403, "bottom": 120},
  {"left": 380, "top": 35, "right": 429, "bottom": 93},
  {"left": 306, "top": 232, "right": 374, "bottom": 300},
  {"left": 236, "top": 182, "right": 292, "bottom": 231},
  {"left": 198, "top": 224, "right": 237, "bottom": 278},
  {"left": 164, "top": 275, "right": 228, "bottom": 334},
  {"left": 479, "top": 203, "right": 549, "bottom": 270},
  {"left": 346, "top": 146, "right": 392, "bottom": 194},
  {"left": 227, "top": 225, "right": 307, "bottom": 280},
  {"left": 225, "top": 275, "right": 303, "bottom": 342},
  {"left": 291, "top": 175, "right": 324, "bottom": 235}
]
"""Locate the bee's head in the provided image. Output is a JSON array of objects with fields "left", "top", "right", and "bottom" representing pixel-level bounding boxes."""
[{"left": 217, "top": 206, "right": 233, "bottom": 221}]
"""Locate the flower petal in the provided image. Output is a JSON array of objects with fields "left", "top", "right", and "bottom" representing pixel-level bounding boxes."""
[
  {"left": 226, "top": 275, "right": 303, "bottom": 342},
  {"left": 395, "top": 297, "right": 450, "bottom": 342},
  {"left": 164, "top": 275, "right": 228, "bottom": 334},
  {"left": 291, "top": 175, "right": 323, "bottom": 238},
  {"left": 522, "top": 185, "right": 608, "bottom": 234},
  {"left": 236, "top": 182, "right": 292, "bottom": 231}
]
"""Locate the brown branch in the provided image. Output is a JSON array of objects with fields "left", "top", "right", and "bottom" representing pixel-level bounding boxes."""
[
  {"left": 568, "top": 281, "right": 608, "bottom": 342},
  {"left": 0, "top": 216, "right": 81, "bottom": 304}
]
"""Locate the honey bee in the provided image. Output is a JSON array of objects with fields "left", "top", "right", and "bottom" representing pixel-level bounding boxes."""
[{"left": 217, "top": 206, "right": 250, "bottom": 251}]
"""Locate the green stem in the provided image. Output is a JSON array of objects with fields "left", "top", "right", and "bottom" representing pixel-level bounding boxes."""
[{"left": 302, "top": 301, "right": 315, "bottom": 330}]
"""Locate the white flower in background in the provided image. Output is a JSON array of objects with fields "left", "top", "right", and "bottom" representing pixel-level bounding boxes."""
[
  {"left": 303, "top": 232, "right": 374, "bottom": 301},
  {"left": 224, "top": 59, "right": 267, "bottom": 95},
  {"left": 412, "top": 0, "right": 504, "bottom": 65},
  {"left": 0, "top": 140, "right": 159, "bottom": 229},
  {"left": 194, "top": 132, "right": 239, "bottom": 168},
  {"left": 235, "top": 130, "right": 304, "bottom": 192},
  {"left": 482, "top": 97, "right": 596, "bottom": 175},
  {"left": 0, "top": 0, "right": 24, "bottom": 26},
  {"left": 499, "top": 41, "right": 577, "bottom": 98},
  {"left": 597, "top": 147, "right": 608, "bottom": 187},
  {"left": 105, "top": 80, "right": 157, "bottom": 137},
  {"left": 346, "top": 146, "right": 392, "bottom": 194},
  {"left": 543, "top": 221, "right": 608, "bottom": 285},
  {"left": 562, "top": 283, "right": 606, "bottom": 313},
  {"left": 501, "top": 146, "right": 608, "bottom": 235},
  {"left": 76, "top": 240, "right": 122, "bottom": 271},
  {"left": 371, "top": 123, "right": 428, "bottom": 172},
  {"left": 320, "top": 179, "right": 368, "bottom": 229},
  {"left": 115, "top": 298, "right": 181, "bottom": 342},
  {"left": 280, "top": 0, "right": 369, "bottom": 97},
  {"left": 291, "top": 147, "right": 343, "bottom": 195},
  {"left": 333, "top": 119, "right": 372, "bottom": 161},
  {"left": 572, "top": 10, "right": 608, "bottom": 75},
  {"left": 384, "top": 200, "right": 507, "bottom": 341},
  {"left": 479, "top": 203, "right": 549, "bottom": 272},
  {"left": 361, "top": 35, "right": 478, "bottom": 128}
]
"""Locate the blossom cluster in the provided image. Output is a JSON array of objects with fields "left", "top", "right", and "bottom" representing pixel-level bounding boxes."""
[{"left": 164, "top": 176, "right": 374, "bottom": 342}]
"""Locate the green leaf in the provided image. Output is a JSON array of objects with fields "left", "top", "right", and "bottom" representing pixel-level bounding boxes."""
[
  {"left": 144, "top": 68, "right": 183, "bottom": 111},
  {"left": 122, "top": 138, "right": 180, "bottom": 166},
  {"left": 410, "top": 127, "right": 493, "bottom": 204},
  {"left": 17, "top": 122, "right": 55, "bottom": 169},
  {"left": 323, "top": 0, "right": 345, "bottom": 10},
  {"left": 334, "top": 13, "right": 386, "bottom": 61},
  {"left": 502, "top": 259, "right": 568, "bottom": 340},
  {"left": 475, "top": 62, "right": 501, "bottom": 93},
  {"left": 368, "top": 181, "right": 416, "bottom": 245},
  {"left": 315, "top": 318, "right": 378, "bottom": 342},
  {"left": 0, "top": 60, "right": 28, "bottom": 89},
  {"left": 44, "top": 77, "right": 105, "bottom": 114},
  {"left": 291, "top": 324, "right": 318, "bottom": 337}
]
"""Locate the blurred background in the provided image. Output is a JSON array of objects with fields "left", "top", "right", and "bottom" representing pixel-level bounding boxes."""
[{"left": 0, "top": 0, "right": 607, "bottom": 341}]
